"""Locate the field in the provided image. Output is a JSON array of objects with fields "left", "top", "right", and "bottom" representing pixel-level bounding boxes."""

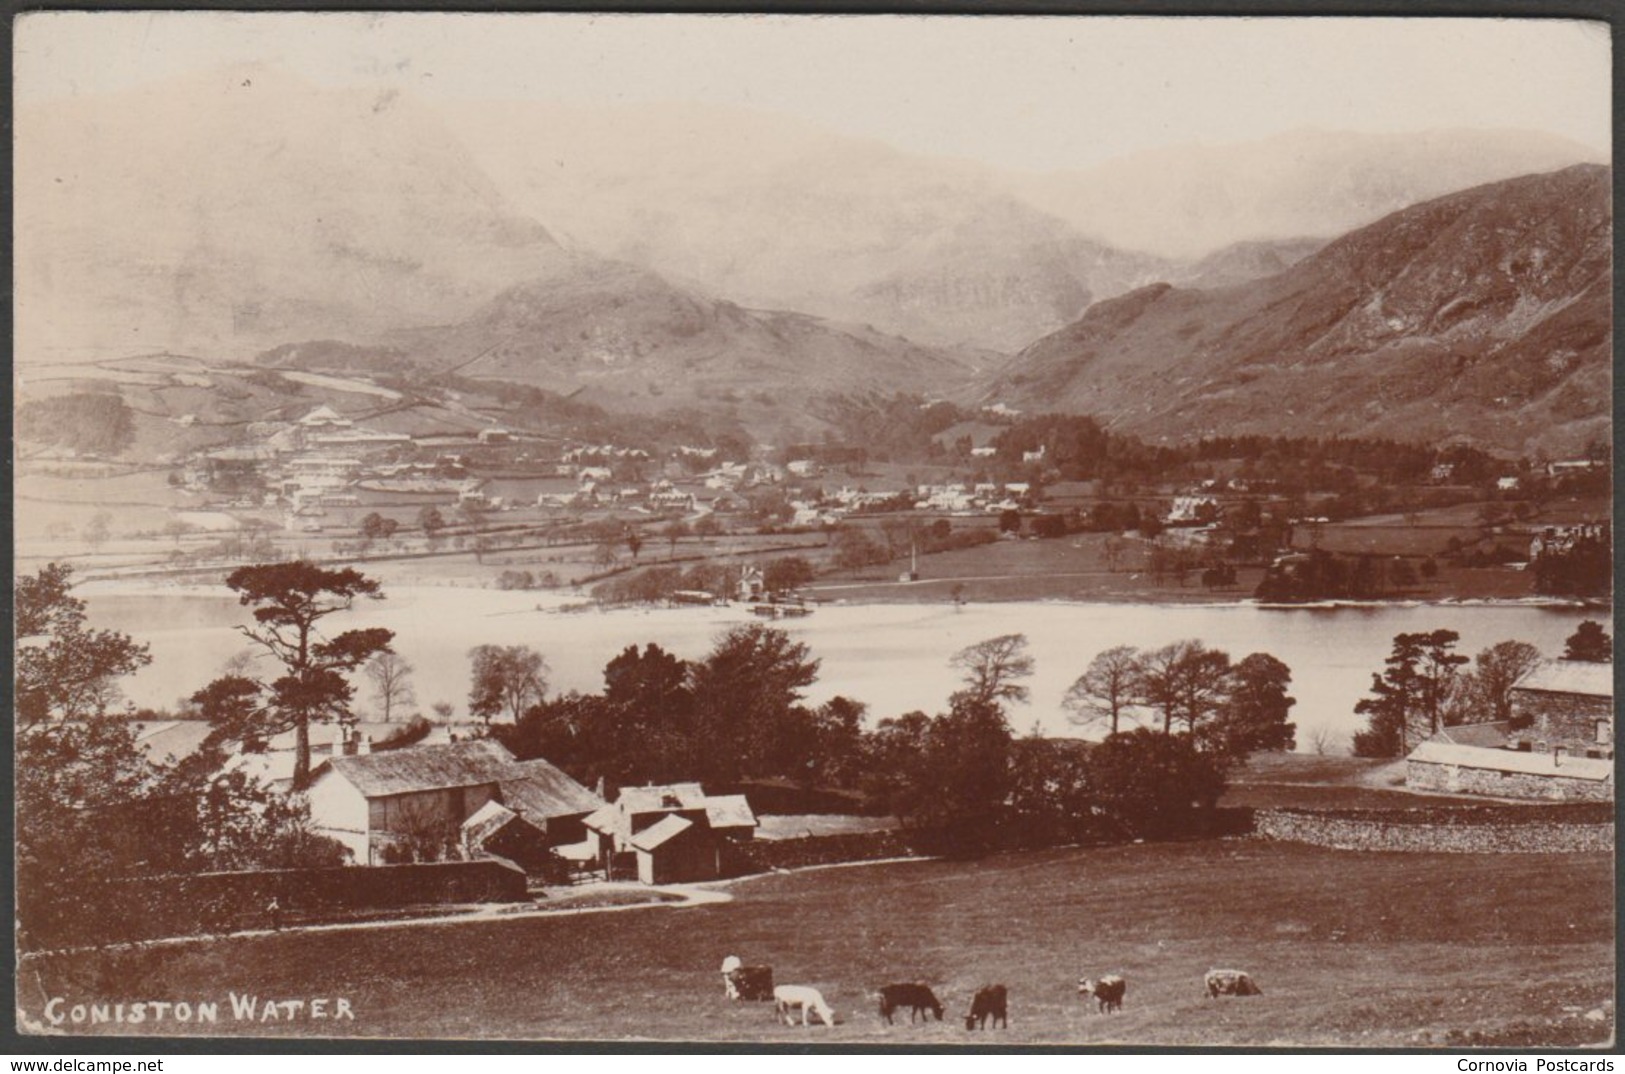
[{"left": 21, "top": 839, "right": 1613, "bottom": 1046}]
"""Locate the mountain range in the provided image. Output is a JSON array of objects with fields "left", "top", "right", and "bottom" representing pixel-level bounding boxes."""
[
  {"left": 14, "top": 65, "right": 1612, "bottom": 455},
  {"left": 983, "top": 164, "right": 1612, "bottom": 456}
]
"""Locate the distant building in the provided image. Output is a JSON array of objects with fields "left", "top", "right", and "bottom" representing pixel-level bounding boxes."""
[{"left": 582, "top": 783, "right": 757, "bottom": 884}]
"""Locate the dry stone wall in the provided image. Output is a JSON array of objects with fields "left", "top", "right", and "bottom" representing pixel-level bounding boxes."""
[{"left": 1254, "top": 806, "right": 1613, "bottom": 853}]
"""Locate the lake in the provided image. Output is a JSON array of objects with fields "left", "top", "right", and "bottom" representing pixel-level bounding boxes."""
[{"left": 82, "top": 583, "right": 1598, "bottom": 750}]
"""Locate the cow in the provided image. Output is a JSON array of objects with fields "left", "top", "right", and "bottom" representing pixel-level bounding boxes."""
[
  {"left": 963, "top": 985, "right": 1008, "bottom": 1031},
  {"left": 1204, "top": 969, "right": 1262, "bottom": 997},
  {"left": 721, "top": 956, "right": 774, "bottom": 1001},
  {"left": 774, "top": 984, "right": 836, "bottom": 1027},
  {"left": 1078, "top": 974, "right": 1127, "bottom": 1014},
  {"left": 878, "top": 983, "right": 944, "bottom": 1025}
]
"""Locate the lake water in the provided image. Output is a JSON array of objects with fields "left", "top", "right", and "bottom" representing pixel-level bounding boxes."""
[{"left": 82, "top": 583, "right": 1598, "bottom": 751}]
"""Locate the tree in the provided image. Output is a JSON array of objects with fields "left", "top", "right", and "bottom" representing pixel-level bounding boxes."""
[
  {"left": 949, "top": 633, "right": 1035, "bottom": 711},
  {"left": 1563, "top": 620, "right": 1612, "bottom": 663},
  {"left": 763, "top": 556, "right": 815, "bottom": 594},
  {"left": 365, "top": 651, "right": 417, "bottom": 723},
  {"left": 208, "top": 562, "right": 394, "bottom": 787},
  {"left": 689, "top": 624, "right": 820, "bottom": 782},
  {"left": 16, "top": 563, "right": 151, "bottom": 725},
  {"left": 662, "top": 519, "right": 689, "bottom": 557},
  {"left": 1087, "top": 729, "right": 1227, "bottom": 838},
  {"left": 1352, "top": 630, "right": 1469, "bottom": 757},
  {"left": 913, "top": 695, "right": 1015, "bottom": 832},
  {"left": 1459, "top": 640, "right": 1544, "bottom": 726},
  {"left": 626, "top": 530, "right": 644, "bottom": 561},
  {"left": 1063, "top": 645, "right": 1143, "bottom": 737},
  {"left": 1204, "top": 653, "right": 1296, "bottom": 758},
  {"left": 468, "top": 645, "right": 550, "bottom": 726},
  {"left": 360, "top": 513, "right": 399, "bottom": 540},
  {"left": 418, "top": 506, "right": 446, "bottom": 538},
  {"left": 1136, "top": 640, "right": 1231, "bottom": 736}
]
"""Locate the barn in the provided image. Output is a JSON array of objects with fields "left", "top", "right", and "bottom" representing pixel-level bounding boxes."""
[{"left": 582, "top": 783, "right": 757, "bottom": 883}]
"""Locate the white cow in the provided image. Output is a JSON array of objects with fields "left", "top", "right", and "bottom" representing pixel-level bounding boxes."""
[{"left": 774, "top": 984, "right": 836, "bottom": 1027}]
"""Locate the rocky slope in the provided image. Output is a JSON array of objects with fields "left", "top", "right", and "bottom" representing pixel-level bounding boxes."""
[
  {"left": 982, "top": 165, "right": 1612, "bottom": 456},
  {"left": 1017, "top": 127, "right": 1604, "bottom": 259}
]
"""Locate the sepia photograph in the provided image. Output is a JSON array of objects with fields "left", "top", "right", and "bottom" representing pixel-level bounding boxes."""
[{"left": 10, "top": 11, "right": 1615, "bottom": 1047}]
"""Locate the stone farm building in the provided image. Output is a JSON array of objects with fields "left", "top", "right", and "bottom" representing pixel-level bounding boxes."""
[
  {"left": 307, "top": 740, "right": 603, "bottom": 866},
  {"left": 1407, "top": 660, "right": 1614, "bottom": 801},
  {"left": 583, "top": 783, "right": 757, "bottom": 884}
]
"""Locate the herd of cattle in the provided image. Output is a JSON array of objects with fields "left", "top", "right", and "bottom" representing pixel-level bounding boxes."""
[{"left": 720, "top": 956, "right": 1262, "bottom": 1029}]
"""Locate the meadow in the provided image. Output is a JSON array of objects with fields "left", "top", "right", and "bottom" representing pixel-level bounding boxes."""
[{"left": 22, "top": 839, "right": 1613, "bottom": 1047}]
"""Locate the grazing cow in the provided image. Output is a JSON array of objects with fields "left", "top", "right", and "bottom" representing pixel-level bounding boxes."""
[
  {"left": 774, "top": 984, "right": 836, "bottom": 1027},
  {"left": 1204, "top": 969, "right": 1262, "bottom": 998},
  {"left": 963, "top": 985, "right": 1008, "bottom": 1031},
  {"left": 1078, "top": 974, "right": 1127, "bottom": 1014},
  {"left": 878, "top": 983, "right": 944, "bottom": 1025}
]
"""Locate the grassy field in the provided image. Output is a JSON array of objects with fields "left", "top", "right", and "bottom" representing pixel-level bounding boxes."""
[
  {"left": 814, "top": 533, "right": 1263, "bottom": 604},
  {"left": 22, "top": 840, "right": 1612, "bottom": 1046}
]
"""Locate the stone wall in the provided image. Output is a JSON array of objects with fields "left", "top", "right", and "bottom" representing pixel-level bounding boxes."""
[
  {"left": 1511, "top": 689, "right": 1613, "bottom": 750},
  {"left": 1254, "top": 806, "right": 1614, "bottom": 854},
  {"left": 1407, "top": 758, "right": 1612, "bottom": 801}
]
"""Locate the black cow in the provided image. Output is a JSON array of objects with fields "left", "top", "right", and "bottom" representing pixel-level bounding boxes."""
[
  {"left": 878, "top": 983, "right": 944, "bottom": 1025},
  {"left": 964, "top": 985, "right": 1008, "bottom": 1031},
  {"left": 1078, "top": 974, "right": 1127, "bottom": 1014}
]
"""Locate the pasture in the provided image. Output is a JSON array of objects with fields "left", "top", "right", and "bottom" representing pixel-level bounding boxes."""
[{"left": 22, "top": 839, "right": 1613, "bottom": 1046}]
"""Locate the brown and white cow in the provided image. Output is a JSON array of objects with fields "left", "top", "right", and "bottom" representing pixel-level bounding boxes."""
[
  {"left": 1078, "top": 974, "right": 1127, "bottom": 1014},
  {"left": 1204, "top": 969, "right": 1262, "bottom": 997}
]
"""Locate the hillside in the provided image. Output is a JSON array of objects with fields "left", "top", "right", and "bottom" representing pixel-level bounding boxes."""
[
  {"left": 1018, "top": 127, "right": 1604, "bottom": 259},
  {"left": 983, "top": 165, "right": 1612, "bottom": 456},
  {"left": 15, "top": 65, "right": 567, "bottom": 362},
  {"left": 449, "top": 100, "right": 1176, "bottom": 352},
  {"left": 377, "top": 255, "right": 977, "bottom": 437}
]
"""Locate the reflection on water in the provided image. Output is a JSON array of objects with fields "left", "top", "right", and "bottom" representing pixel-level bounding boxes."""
[{"left": 84, "top": 585, "right": 1597, "bottom": 750}]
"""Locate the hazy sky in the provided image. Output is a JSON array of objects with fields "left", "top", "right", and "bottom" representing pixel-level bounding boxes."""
[{"left": 15, "top": 12, "right": 1611, "bottom": 172}]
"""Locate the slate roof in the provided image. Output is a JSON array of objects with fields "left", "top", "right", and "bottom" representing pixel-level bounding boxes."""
[
  {"left": 325, "top": 740, "right": 516, "bottom": 797},
  {"left": 1407, "top": 741, "right": 1613, "bottom": 781},
  {"left": 581, "top": 803, "right": 620, "bottom": 834},
  {"left": 498, "top": 757, "right": 605, "bottom": 820},
  {"left": 704, "top": 794, "right": 758, "bottom": 830},
  {"left": 1433, "top": 721, "right": 1512, "bottom": 748},
  {"left": 628, "top": 813, "right": 694, "bottom": 852},
  {"left": 619, "top": 783, "right": 708, "bottom": 814},
  {"left": 1514, "top": 661, "right": 1613, "bottom": 699},
  {"left": 322, "top": 740, "right": 604, "bottom": 820}
]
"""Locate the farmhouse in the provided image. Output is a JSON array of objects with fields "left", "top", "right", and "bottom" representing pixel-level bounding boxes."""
[
  {"left": 582, "top": 783, "right": 757, "bottom": 884},
  {"left": 306, "top": 740, "right": 603, "bottom": 866},
  {"left": 1508, "top": 661, "right": 1613, "bottom": 753},
  {"left": 1406, "top": 662, "right": 1614, "bottom": 801}
]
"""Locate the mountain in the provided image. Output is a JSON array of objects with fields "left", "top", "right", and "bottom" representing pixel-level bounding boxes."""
[
  {"left": 370, "top": 254, "right": 978, "bottom": 435},
  {"left": 1017, "top": 128, "right": 1605, "bottom": 260},
  {"left": 447, "top": 101, "right": 1175, "bottom": 352},
  {"left": 982, "top": 165, "right": 1612, "bottom": 456},
  {"left": 1165, "top": 237, "right": 1326, "bottom": 291},
  {"left": 15, "top": 65, "right": 567, "bottom": 363}
]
